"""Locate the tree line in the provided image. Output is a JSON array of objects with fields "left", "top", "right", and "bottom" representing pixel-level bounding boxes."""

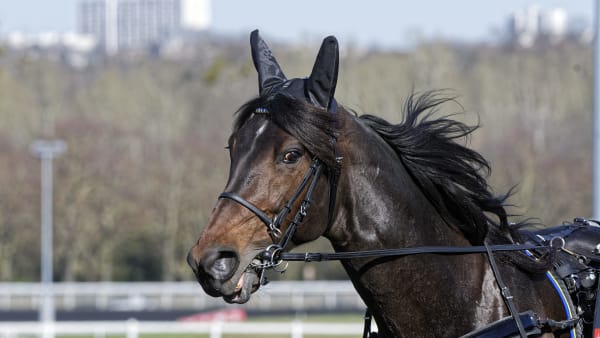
[{"left": 0, "top": 37, "right": 592, "bottom": 282}]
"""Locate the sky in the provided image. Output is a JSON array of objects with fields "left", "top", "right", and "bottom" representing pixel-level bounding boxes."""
[{"left": 0, "top": 0, "right": 594, "bottom": 49}]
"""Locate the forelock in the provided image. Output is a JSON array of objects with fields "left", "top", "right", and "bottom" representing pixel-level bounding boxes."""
[{"left": 233, "top": 94, "right": 339, "bottom": 168}]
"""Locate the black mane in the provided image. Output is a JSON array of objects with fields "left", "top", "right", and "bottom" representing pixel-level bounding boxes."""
[{"left": 359, "top": 92, "right": 509, "bottom": 245}]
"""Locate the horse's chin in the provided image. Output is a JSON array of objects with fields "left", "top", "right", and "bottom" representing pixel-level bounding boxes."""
[{"left": 223, "top": 269, "right": 260, "bottom": 304}]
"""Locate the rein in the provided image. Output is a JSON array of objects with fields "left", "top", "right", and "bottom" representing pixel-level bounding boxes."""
[{"left": 278, "top": 243, "right": 551, "bottom": 262}]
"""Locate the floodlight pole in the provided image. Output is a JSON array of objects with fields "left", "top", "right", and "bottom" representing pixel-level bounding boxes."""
[{"left": 30, "top": 139, "right": 66, "bottom": 334}]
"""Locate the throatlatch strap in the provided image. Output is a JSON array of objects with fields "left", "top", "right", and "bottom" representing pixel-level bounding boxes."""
[{"left": 485, "top": 243, "right": 527, "bottom": 338}]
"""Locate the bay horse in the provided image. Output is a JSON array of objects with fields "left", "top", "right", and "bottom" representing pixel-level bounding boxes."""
[{"left": 187, "top": 30, "right": 581, "bottom": 337}]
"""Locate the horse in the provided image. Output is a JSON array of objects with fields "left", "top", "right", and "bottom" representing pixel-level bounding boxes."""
[{"left": 187, "top": 30, "right": 583, "bottom": 337}]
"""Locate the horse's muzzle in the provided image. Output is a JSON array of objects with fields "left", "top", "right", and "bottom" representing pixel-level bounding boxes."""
[{"left": 187, "top": 246, "right": 240, "bottom": 296}]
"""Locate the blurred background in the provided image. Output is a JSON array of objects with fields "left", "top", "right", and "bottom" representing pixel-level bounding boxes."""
[{"left": 0, "top": 0, "right": 595, "bottom": 337}]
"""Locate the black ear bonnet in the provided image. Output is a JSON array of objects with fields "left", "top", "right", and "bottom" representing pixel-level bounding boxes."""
[{"left": 250, "top": 30, "right": 339, "bottom": 112}]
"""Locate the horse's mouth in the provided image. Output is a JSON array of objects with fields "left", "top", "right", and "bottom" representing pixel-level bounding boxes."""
[{"left": 223, "top": 268, "right": 261, "bottom": 304}]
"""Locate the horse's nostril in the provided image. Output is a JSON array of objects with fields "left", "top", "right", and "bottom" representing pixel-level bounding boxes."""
[
  {"left": 200, "top": 248, "right": 240, "bottom": 281},
  {"left": 212, "top": 254, "right": 238, "bottom": 279}
]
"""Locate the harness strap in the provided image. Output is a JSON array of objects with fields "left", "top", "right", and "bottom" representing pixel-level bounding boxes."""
[
  {"left": 484, "top": 243, "right": 527, "bottom": 338},
  {"left": 279, "top": 243, "right": 546, "bottom": 261},
  {"left": 539, "top": 317, "right": 580, "bottom": 331}
]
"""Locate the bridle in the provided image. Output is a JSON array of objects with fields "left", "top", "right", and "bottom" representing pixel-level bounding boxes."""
[
  {"left": 221, "top": 158, "right": 323, "bottom": 241},
  {"left": 219, "top": 155, "right": 337, "bottom": 283}
]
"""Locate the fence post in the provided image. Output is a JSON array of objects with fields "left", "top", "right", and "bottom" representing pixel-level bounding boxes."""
[
  {"left": 42, "top": 320, "right": 55, "bottom": 338},
  {"left": 93, "top": 327, "right": 106, "bottom": 338},
  {"left": 209, "top": 322, "right": 223, "bottom": 338},
  {"left": 291, "top": 320, "right": 303, "bottom": 338},
  {"left": 126, "top": 318, "right": 139, "bottom": 338}
]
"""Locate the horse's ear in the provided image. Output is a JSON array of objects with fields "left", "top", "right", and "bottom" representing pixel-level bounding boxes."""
[
  {"left": 250, "top": 30, "right": 287, "bottom": 96},
  {"left": 308, "top": 36, "right": 339, "bottom": 111}
]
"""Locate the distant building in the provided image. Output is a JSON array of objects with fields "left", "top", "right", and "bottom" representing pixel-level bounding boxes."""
[
  {"left": 78, "top": 0, "right": 211, "bottom": 54},
  {"left": 2, "top": 31, "right": 97, "bottom": 68},
  {"left": 3, "top": 31, "right": 96, "bottom": 52},
  {"left": 540, "top": 8, "right": 568, "bottom": 42},
  {"left": 508, "top": 5, "right": 570, "bottom": 47},
  {"left": 509, "top": 5, "right": 541, "bottom": 47}
]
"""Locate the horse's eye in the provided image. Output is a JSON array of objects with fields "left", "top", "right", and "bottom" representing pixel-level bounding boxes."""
[{"left": 282, "top": 150, "right": 302, "bottom": 164}]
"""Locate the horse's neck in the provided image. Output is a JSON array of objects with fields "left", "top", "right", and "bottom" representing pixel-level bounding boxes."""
[
  {"left": 325, "top": 115, "right": 497, "bottom": 337},
  {"left": 327, "top": 115, "right": 469, "bottom": 251}
]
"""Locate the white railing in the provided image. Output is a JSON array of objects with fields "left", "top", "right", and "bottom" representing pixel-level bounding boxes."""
[
  {"left": 0, "top": 320, "right": 367, "bottom": 338},
  {"left": 0, "top": 281, "right": 364, "bottom": 312}
]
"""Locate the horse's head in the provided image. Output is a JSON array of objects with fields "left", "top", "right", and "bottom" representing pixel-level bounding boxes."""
[{"left": 187, "top": 30, "right": 341, "bottom": 303}]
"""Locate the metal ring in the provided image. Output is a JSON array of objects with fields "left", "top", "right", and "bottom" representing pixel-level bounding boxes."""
[
  {"left": 273, "top": 261, "right": 288, "bottom": 273},
  {"left": 252, "top": 245, "right": 286, "bottom": 273},
  {"left": 550, "top": 236, "right": 565, "bottom": 250},
  {"left": 265, "top": 244, "right": 283, "bottom": 266}
]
